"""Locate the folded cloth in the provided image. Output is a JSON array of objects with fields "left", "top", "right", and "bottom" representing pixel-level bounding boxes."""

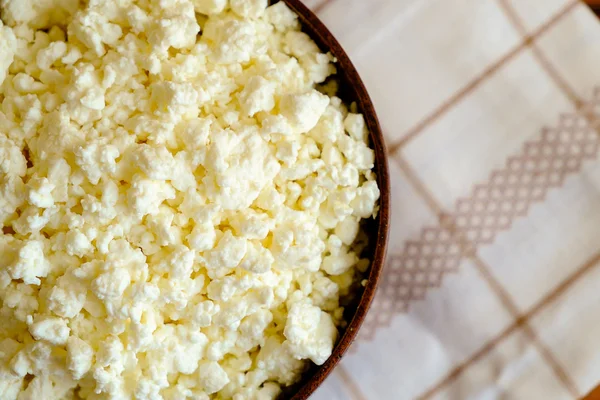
[{"left": 303, "top": 0, "right": 600, "bottom": 399}]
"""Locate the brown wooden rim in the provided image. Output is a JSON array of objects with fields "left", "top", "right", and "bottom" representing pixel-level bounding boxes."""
[{"left": 276, "top": 0, "right": 391, "bottom": 399}]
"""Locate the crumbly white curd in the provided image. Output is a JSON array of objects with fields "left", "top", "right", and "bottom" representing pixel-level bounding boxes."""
[{"left": 0, "top": 0, "right": 380, "bottom": 399}]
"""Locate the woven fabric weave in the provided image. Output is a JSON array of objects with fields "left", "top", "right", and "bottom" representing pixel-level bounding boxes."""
[{"left": 301, "top": 1, "right": 600, "bottom": 399}]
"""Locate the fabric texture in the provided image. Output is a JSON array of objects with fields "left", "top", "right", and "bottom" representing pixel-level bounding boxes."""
[{"left": 300, "top": 0, "right": 600, "bottom": 399}]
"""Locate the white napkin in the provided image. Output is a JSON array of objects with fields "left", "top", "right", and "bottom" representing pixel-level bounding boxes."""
[{"left": 302, "top": 0, "right": 600, "bottom": 398}]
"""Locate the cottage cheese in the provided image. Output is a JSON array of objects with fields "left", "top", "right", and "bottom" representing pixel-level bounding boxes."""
[{"left": 0, "top": 1, "right": 380, "bottom": 399}]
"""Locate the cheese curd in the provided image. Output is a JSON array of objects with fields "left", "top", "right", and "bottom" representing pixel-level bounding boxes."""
[{"left": 0, "top": 1, "right": 380, "bottom": 399}]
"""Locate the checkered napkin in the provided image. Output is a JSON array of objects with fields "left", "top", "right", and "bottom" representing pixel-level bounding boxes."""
[{"left": 300, "top": 0, "right": 600, "bottom": 399}]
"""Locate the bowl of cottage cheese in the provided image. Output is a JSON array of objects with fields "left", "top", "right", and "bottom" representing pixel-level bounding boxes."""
[{"left": 0, "top": 0, "right": 390, "bottom": 399}]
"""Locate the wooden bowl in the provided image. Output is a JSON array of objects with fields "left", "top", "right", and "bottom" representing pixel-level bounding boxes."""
[{"left": 273, "top": 1, "right": 391, "bottom": 398}]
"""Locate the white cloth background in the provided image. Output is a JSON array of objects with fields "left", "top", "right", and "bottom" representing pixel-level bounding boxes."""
[{"left": 298, "top": 0, "right": 600, "bottom": 399}]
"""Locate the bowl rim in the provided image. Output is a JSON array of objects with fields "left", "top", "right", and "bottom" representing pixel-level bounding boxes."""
[{"left": 279, "top": 1, "right": 391, "bottom": 399}]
